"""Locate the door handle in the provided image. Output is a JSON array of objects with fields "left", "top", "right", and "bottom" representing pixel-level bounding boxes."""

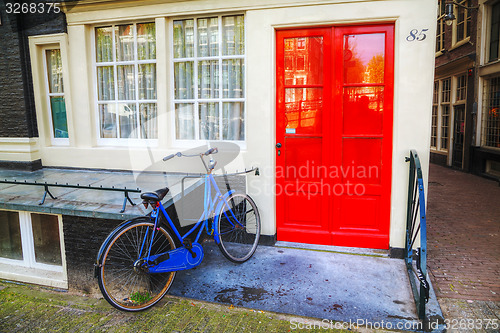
[{"left": 276, "top": 143, "right": 282, "bottom": 148}]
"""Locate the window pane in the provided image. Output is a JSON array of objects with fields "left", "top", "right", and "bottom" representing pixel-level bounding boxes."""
[
  {"left": 117, "top": 65, "right": 135, "bottom": 100},
  {"left": 115, "top": 24, "right": 134, "bottom": 62},
  {"left": 97, "top": 66, "right": 115, "bottom": 101},
  {"left": 99, "top": 104, "right": 117, "bottom": 138},
  {"left": 343, "top": 33, "right": 385, "bottom": 84},
  {"left": 139, "top": 64, "right": 156, "bottom": 100},
  {"left": 285, "top": 88, "right": 322, "bottom": 135},
  {"left": 46, "top": 49, "right": 64, "bottom": 93},
  {"left": 0, "top": 211, "right": 22, "bottom": 260},
  {"left": 222, "top": 15, "right": 244, "bottom": 56},
  {"left": 489, "top": 3, "right": 500, "bottom": 62},
  {"left": 175, "top": 103, "right": 195, "bottom": 139},
  {"left": 483, "top": 77, "right": 500, "bottom": 148},
  {"left": 50, "top": 97, "right": 68, "bottom": 138},
  {"left": 139, "top": 103, "right": 157, "bottom": 139},
  {"left": 343, "top": 87, "right": 384, "bottom": 135},
  {"left": 199, "top": 60, "right": 219, "bottom": 99},
  {"left": 199, "top": 102, "right": 219, "bottom": 140},
  {"left": 118, "top": 103, "right": 138, "bottom": 139},
  {"left": 284, "top": 37, "right": 323, "bottom": 85},
  {"left": 96, "top": 27, "right": 113, "bottom": 63},
  {"left": 223, "top": 102, "right": 244, "bottom": 140},
  {"left": 198, "top": 17, "right": 219, "bottom": 57},
  {"left": 173, "top": 19, "right": 194, "bottom": 58},
  {"left": 441, "top": 105, "right": 450, "bottom": 150},
  {"left": 174, "top": 62, "right": 194, "bottom": 99},
  {"left": 137, "top": 23, "right": 156, "bottom": 60},
  {"left": 31, "top": 214, "right": 62, "bottom": 266},
  {"left": 222, "top": 59, "right": 244, "bottom": 98}
]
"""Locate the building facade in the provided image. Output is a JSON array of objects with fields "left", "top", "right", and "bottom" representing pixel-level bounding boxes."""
[
  {"left": 432, "top": 0, "right": 500, "bottom": 180},
  {"left": 0, "top": 0, "right": 437, "bottom": 290}
]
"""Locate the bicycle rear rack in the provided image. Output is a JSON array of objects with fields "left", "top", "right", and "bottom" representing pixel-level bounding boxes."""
[
  {"left": 0, "top": 179, "right": 141, "bottom": 213},
  {"left": 404, "top": 150, "right": 429, "bottom": 320}
]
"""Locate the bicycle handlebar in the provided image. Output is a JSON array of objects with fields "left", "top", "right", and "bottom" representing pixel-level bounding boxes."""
[{"left": 162, "top": 148, "right": 218, "bottom": 161}]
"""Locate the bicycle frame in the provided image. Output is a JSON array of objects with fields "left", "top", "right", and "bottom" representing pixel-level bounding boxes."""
[{"left": 140, "top": 172, "right": 236, "bottom": 272}]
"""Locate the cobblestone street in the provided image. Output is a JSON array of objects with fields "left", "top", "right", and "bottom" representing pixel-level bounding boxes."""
[{"left": 427, "top": 164, "right": 500, "bottom": 331}]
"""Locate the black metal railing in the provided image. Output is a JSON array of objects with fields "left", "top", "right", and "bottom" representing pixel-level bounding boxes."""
[{"left": 405, "top": 150, "right": 430, "bottom": 320}]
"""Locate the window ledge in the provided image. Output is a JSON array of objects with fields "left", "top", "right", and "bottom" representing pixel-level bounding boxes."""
[
  {"left": 450, "top": 37, "right": 471, "bottom": 52},
  {"left": 0, "top": 262, "right": 67, "bottom": 289}
]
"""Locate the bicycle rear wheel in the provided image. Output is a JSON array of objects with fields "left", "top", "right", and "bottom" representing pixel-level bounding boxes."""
[
  {"left": 217, "top": 192, "right": 261, "bottom": 263},
  {"left": 97, "top": 219, "right": 176, "bottom": 311}
]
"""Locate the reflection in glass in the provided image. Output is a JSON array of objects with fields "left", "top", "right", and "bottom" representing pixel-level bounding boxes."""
[
  {"left": 46, "top": 49, "right": 64, "bottom": 93},
  {"left": 97, "top": 66, "right": 115, "bottom": 101},
  {"left": 223, "top": 59, "right": 244, "bottom": 98},
  {"left": 174, "top": 62, "right": 194, "bottom": 99},
  {"left": 173, "top": 19, "right": 194, "bottom": 58},
  {"left": 96, "top": 27, "right": 113, "bottom": 63},
  {"left": 223, "top": 102, "right": 244, "bottom": 140},
  {"left": 176, "top": 103, "right": 195, "bottom": 139},
  {"left": 50, "top": 97, "right": 68, "bottom": 138},
  {"left": 284, "top": 37, "right": 323, "bottom": 86},
  {"left": 284, "top": 88, "right": 322, "bottom": 135},
  {"left": 343, "top": 87, "right": 384, "bottom": 135},
  {"left": 117, "top": 103, "right": 138, "bottom": 138},
  {"left": 117, "top": 65, "right": 135, "bottom": 100},
  {"left": 198, "top": 60, "right": 219, "bottom": 99},
  {"left": 139, "top": 64, "right": 156, "bottom": 100},
  {"left": 198, "top": 17, "right": 219, "bottom": 57},
  {"left": 140, "top": 103, "right": 157, "bottom": 139},
  {"left": 137, "top": 23, "right": 156, "bottom": 60},
  {"left": 31, "top": 214, "right": 62, "bottom": 266},
  {"left": 99, "top": 104, "right": 117, "bottom": 138},
  {"left": 115, "top": 24, "right": 134, "bottom": 62},
  {"left": 199, "top": 103, "right": 219, "bottom": 140},
  {"left": 222, "top": 15, "right": 244, "bottom": 56},
  {"left": 0, "top": 211, "right": 22, "bottom": 260},
  {"left": 343, "top": 33, "right": 385, "bottom": 84}
]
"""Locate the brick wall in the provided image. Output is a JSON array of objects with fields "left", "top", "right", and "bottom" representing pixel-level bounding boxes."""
[{"left": 0, "top": 0, "right": 66, "bottom": 138}]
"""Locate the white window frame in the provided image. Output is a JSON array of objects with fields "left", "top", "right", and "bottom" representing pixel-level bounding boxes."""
[
  {"left": 92, "top": 22, "right": 159, "bottom": 147},
  {"left": 43, "top": 47, "right": 69, "bottom": 146},
  {"left": 0, "top": 210, "right": 67, "bottom": 288},
  {"left": 485, "top": 0, "right": 500, "bottom": 64},
  {"left": 170, "top": 14, "right": 247, "bottom": 148},
  {"left": 451, "top": 0, "right": 472, "bottom": 48}
]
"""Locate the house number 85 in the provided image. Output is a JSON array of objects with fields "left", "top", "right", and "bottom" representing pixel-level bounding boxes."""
[{"left": 406, "top": 29, "right": 429, "bottom": 42}]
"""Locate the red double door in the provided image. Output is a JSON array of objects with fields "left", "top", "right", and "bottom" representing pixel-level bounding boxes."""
[{"left": 276, "top": 24, "right": 394, "bottom": 249}]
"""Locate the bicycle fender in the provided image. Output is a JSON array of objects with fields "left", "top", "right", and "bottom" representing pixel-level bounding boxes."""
[
  {"left": 94, "top": 216, "right": 154, "bottom": 277},
  {"left": 213, "top": 190, "right": 235, "bottom": 244}
]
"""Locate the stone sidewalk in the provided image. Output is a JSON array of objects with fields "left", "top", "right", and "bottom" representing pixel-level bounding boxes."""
[{"left": 426, "top": 164, "right": 500, "bottom": 332}]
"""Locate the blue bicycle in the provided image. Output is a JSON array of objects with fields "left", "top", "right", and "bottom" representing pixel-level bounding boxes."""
[{"left": 95, "top": 148, "right": 261, "bottom": 311}]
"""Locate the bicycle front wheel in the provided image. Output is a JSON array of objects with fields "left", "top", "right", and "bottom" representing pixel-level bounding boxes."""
[
  {"left": 217, "top": 192, "right": 261, "bottom": 263},
  {"left": 97, "top": 220, "right": 176, "bottom": 311}
]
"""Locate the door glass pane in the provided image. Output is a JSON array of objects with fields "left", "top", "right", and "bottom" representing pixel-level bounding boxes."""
[
  {"left": 138, "top": 64, "right": 156, "bottom": 100},
  {"left": 284, "top": 88, "right": 322, "bottom": 135},
  {"left": 96, "top": 27, "right": 113, "bottom": 63},
  {"left": 97, "top": 66, "right": 115, "bottom": 101},
  {"left": 115, "top": 24, "right": 134, "bottom": 62},
  {"left": 343, "top": 87, "right": 384, "bottom": 135},
  {"left": 175, "top": 103, "right": 195, "bottom": 139},
  {"left": 118, "top": 103, "right": 137, "bottom": 139},
  {"left": 284, "top": 37, "right": 323, "bottom": 86},
  {"left": 50, "top": 97, "right": 68, "bottom": 138},
  {"left": 198, "top": 17, "right": 219, "bottom": 57},
  {"left": 31, "top": 214, "right": 62, "bottom": 266},
  {"left": 343, "top": 33, "right": 385, "bottom": 84},
  {"left": 222, "top": 59, "right": 244, "bottom": 98},
  {"left": 99, "top": 104, "right": 117, "bottom": 138},
  {"left": 199, "top": 102, "right": 219, "bottom": 140},
  {"left": 223, "top": 102, "right": 244, "bottom": 140},
  {"left": 0, "top": 211, "right": 22, "bottom": 260},
  {"left": 174, "top": 62, "right": 194, "bottom": 99},
  {"left": 46, "top": 49, "right": 64, "bottom": 93},
  {"left": 173, "top": 19, "right": 194, "bottom": 58},
  {"left": 198, "top": 60, "right": 219, "bottom": 99},
  {"left": 222, "top": 15, "right": 244, "bottom": 56},
  {"left": 137, "top": 23, "right": 156, "bottom": 60},
  {"left": 139, "top": 103, "right": 157, "bottom": 139},
  {"left": 117, "top": 65, "right": 135, "bottom": 100}
]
